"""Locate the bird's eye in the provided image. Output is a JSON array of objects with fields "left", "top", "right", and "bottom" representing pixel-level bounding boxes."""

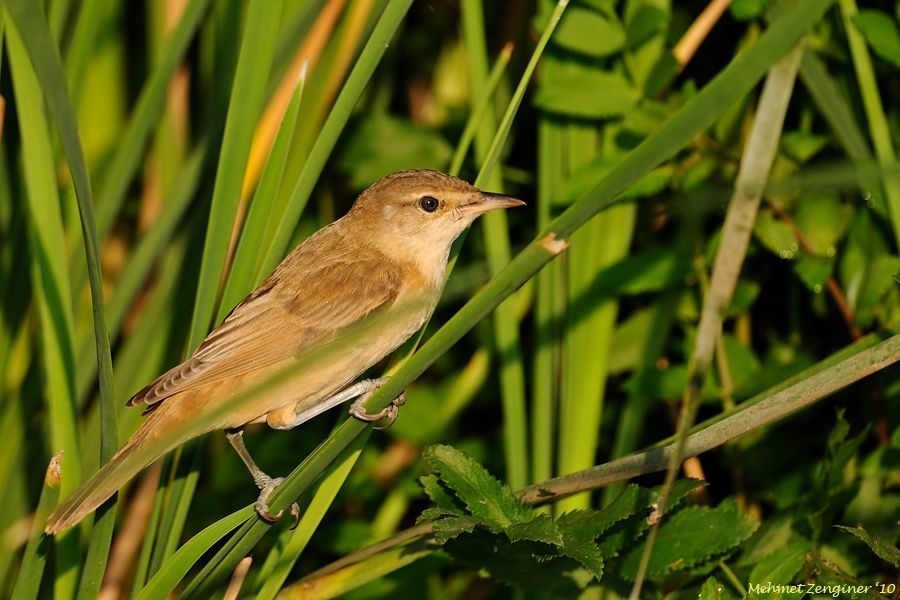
[{"left": 418, "top": 195, "right": 439, "bottom": 213}]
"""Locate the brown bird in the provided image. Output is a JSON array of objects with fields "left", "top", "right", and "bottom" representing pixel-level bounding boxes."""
[{"left": 45, "top": 170, "right": 524, "bottom": 534}]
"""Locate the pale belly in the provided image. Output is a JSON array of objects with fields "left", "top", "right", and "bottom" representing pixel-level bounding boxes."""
[{"left": 194, "top": 297, "right": 432, "bottom": 430}]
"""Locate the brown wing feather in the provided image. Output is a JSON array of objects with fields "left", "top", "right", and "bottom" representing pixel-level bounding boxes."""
[{"left": 127, "top": 255, "right": 402, "bottom": 408}]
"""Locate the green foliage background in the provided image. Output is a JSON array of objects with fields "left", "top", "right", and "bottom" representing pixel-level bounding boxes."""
[{"left": 0, "top": 0, "right": 898, "bottom": 598}]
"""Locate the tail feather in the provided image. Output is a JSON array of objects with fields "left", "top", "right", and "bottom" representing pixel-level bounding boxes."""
[{"left": 44, "top": 408, "right": 181, "bottom": 535}]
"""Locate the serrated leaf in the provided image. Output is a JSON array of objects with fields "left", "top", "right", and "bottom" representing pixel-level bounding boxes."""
[
  {"left": 835, "top": 525, "right": 900, "bottom": 567},
  {"left": 443, "top": 529, "right": 585, "bottom": 595},
  {"left": 558, "top": 539, "right": 604, "bottom": 580},
  {"left": 417, "top": 506, "right": 461, "bottom": 524},
  {"left": 852, "top": 10, "right": 900, "bottom": 69},
  {"left": 748, "top": 540, "right": 812, "bottom": 599},
  {"left": 419, "top": 473, "right": 463, "bottom": 513},
  {"left": 506, "top": 514, "right": 564, "bottom": 545},
  {"left": 432, "top": 515, "right": 480, "bottom": 544},
  {"left": 556, "top": 510, "right": 611, "bottom": 579},
  {"left": 754, "top": 208, "right": 799, "bottom": 259},
  {"left": 554, "top": 6, "right": 625, "bottom": 57},
  {"left": 423, "top": 445, "right": 532, "bottom": 528},
  {"left": 598, "top": 479, "right": 707, "bottom": 557},
  {"left": 619, "top": 499, "right": 759, "bottom": 578},
  {"left": 535, "top": 61, "right": 639, "bottom": 119}
]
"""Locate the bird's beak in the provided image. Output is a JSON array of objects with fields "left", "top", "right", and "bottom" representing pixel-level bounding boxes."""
[{"left": 460, "top": 192, "right": 526, "bottom": 216}]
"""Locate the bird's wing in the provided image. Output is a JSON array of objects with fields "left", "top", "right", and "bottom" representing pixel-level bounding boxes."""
[{"left": 127, "top": 257, "right": 403, "bottom": 407}]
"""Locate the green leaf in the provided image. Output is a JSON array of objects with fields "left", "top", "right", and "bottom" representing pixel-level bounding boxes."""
[
  {"left": 135, "top": 507, "right": 255, "bottom": 600},
  {"left": 423, "top": 445, "right": 532, "bottom": 528},
  {"left": 731, "top": 0, "right": 771, "bottom": 21},
  {"left": 625, "top": 4, "right": 667, "bottom": 48},
  {"left": 619, "top": 499, "right": 759, "bottom": 578},
  {"left": 442, "top": 529, "right": 584, "bottom": 594},
  {"left": 793, "top": 194, "right": 851, "bottom": 256},
  {"left": 187, "top": 0, "right": 284, "bottom": 350},
  {"left": 839, "top": 210, "right": 900, "bottom": 327},
  {"left": 754, "top": 207, "right": 799, "bottom": 259},
  {"left": 555, "top": 510, "right": 607, "bottom": 578},
  {"left": 535, "top": 59, "right": 639, "bottom": 119},
  {"left": 781, "top": 130, "right": 829, "bottom": 163},
  {"left": 559, "top": 158, "right": 673, "bottom": 204},
  {"left": 834, "top": 525, "right": 900, "bottom": 567},
  {"left": 432, "top": 515, "right": 480, "bottom": 544},
  {"left": 852, "top": 10, "right": 900, "bottom": 69},
  {"left": 419, "top": 473, "right": 464, "bottom": 514},
  {"left": 793, "top": 253, "right": 833, "bottom": 292},
  {"left": 598, "top": 479, "right": 707, "bottom": 558},
  {"left": 554, "top": 6, "right": 625, "bottom": 57},
  {"left": 506, "top": 514, "right": 564, "bottom": 545},
  {"left": 748, "top": 539, "right": 812, "bottom": 599},
  {"left": 336, "top": 112, "right": 452, "bottom": 190},
  {"left": 699, "top": 576, "right": 738, "bottom": 600}
]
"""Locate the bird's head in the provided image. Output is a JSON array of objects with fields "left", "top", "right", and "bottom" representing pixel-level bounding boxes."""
[{"left": 347, "top": 170, "right": 524, "bottom": 265}]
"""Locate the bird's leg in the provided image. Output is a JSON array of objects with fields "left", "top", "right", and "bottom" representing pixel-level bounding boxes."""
[
  {"left": 225, "top": 428, "right": 300, "bottom": 525},
  {"left": 348, "top": 381, "right": 407, "bottom": 430},
  {"left": 268, "top": 377, "right": 406, "bottom": 431}
]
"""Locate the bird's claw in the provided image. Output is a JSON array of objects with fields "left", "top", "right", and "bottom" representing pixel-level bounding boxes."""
[
  {"left": 254, "top": 476, "right": 301, "bottom": 526},
  {"left": 349, "top": 392, "right": 407, "bottom": 430}
]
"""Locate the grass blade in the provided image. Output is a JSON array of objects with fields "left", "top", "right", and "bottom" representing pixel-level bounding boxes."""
[
  {"left": 134, "top": 507, "right": 255, "bottom": 600},
  {"left": 10, "top": 454, "right": 62, "bottom": 600},
  {"left": 627, "top": 43, "right": 804, "bottom": 598},
  {"left": 5, "top": 17, "right": 81, "bottom": 598},
  {"left": 186, "top": 0, "right": 284, "bottom": 350},
  {"left": 258, "top": 0, "right": 415, "bottom": 277},
  {"left": 461, "top": 0, "right": 530, "bottom": 489}
]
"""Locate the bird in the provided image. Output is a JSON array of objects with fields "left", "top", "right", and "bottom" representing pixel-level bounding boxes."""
[{"left": 45, "top": 169, "right": 524, "bottom": 534}]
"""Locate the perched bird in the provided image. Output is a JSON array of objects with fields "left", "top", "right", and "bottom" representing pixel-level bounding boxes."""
[{"left": 45, "top": 170, "right": 523, "bottom": 534}]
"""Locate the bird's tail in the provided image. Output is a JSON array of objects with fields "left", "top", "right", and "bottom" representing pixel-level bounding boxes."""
[{"left": 44, "top": 405, "right": 187, "bottom": 535}]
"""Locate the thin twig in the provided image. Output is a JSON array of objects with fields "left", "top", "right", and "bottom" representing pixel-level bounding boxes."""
[
  {"left": 673, "top": 0, "right": 731, "bottom": 70},
  {"left": 223, "top": 556, "right": 252, "bottom": 600}
]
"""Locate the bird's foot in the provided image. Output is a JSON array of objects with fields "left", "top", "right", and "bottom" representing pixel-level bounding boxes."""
[
  {"left": 349, "top": 391, "right": 407, "bottom": 430},
  {"left": 254, "top": 475, "right": 301, "bottom": 527}
]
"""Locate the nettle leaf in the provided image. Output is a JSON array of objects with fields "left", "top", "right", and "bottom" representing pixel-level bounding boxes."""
[
  {"left": 506, "top": 513, "right": 564, "bottom": 545},
  {"left": 835, "top": 525, "right": 900, "bottom": 567},
  {"left": 432, "top": 515, "right": 480, "bottom": 544},
  {"left": 419, "top": 473, "right": 463, "bottom": 513},
  {"left": 748, "top": 539, "right": 812, "bottom": 597},
  {"left": 422, "top": 445, "right": 533, "bottom": 528},
  {"left": 442, "top": 529, "right": 585, "bottom": 595},
  {"left": 619, "top": 499, "right": 759, "bottom": 578},
  {"left": 598, "top": 479, "right": 707, "bottom": 558},
  {"left": 852, "top": 10, "right": 900, "bottom": 69},
  {"left": 554, "top": 6, "right": 625, "bottom": 57},
  {"left": 535, "top": 59, "right": 639, "bottom": 119}
]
